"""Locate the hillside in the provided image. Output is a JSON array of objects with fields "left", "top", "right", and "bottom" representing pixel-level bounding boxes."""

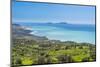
[{"left": 11, "top": 24, "right": 96, "bottom": 67}]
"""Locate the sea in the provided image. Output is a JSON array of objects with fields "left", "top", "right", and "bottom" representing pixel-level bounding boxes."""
[{"left": 15, "top": 22, "right": 95, "bottom": 44}]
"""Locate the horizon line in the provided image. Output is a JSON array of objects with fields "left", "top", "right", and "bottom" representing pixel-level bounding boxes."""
[{"left": 13, "top": 22, "right": 95, "bottom": 25}]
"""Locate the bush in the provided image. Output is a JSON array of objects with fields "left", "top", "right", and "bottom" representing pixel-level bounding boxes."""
[{"left": 57, "top": 55, "right": 73, "bottom": 63}]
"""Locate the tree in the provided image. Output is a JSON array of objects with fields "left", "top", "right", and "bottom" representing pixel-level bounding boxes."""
[
  {"left": 82, "top": 57, "right": 90, "bottom": 62},
  {"left": 57, "top": 55, "right": 73, "bottom": 63},
  {"left": 38, "top": 55, "right": 46, "bottom": 64}
]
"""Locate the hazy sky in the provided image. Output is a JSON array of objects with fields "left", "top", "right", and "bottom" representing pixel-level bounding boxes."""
[{"left": 12, "top": 1, "right": 96, "bottom": 24}]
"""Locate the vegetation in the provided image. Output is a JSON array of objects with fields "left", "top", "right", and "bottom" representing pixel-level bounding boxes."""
[
  {"left": 12, "top": 39, "right": 96, "bottom": 67},
  {"left": 12, "top": 24, "right": 96, "bottom": 67}
]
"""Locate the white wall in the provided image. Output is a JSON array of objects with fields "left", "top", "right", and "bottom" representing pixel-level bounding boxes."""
[{"left": 0, "top": 0, "right": 100, "bottom": 67}]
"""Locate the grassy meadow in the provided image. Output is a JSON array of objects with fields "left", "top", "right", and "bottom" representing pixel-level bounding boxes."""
[{"left": 12, "top": 39, "right": 96, "bottom": 67}]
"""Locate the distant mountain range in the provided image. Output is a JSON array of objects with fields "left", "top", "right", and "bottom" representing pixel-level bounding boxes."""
[{"left": 13, "top": 21, "right": 95, "bottom": 33}]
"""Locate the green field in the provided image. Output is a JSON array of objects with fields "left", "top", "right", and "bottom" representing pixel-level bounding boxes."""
[{"left": 12, "top": 39, "right": 96, "bottom": 67}]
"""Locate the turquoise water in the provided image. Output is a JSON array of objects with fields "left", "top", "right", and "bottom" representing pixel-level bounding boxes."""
[
  {"left": 28, "top": 25, "right": 95, "bottom": 44},
  {"left": 19, "top": 23, "right": 95, "bottom": 44}
]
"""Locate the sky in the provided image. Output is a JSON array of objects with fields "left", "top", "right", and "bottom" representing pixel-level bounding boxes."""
[{"left": 12, "top": 1, "right": 96, "bottom": 24}]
